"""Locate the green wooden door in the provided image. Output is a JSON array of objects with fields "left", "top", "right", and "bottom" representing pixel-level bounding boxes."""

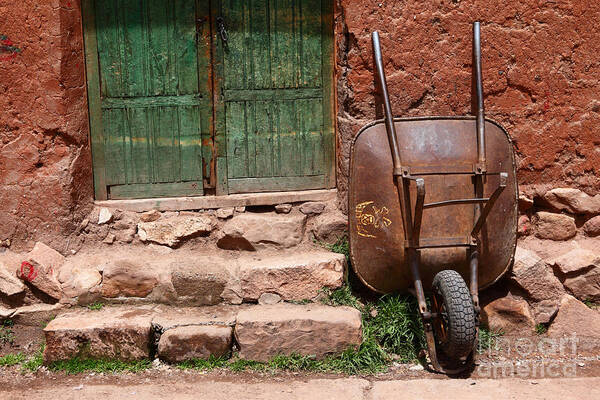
[
  {"left": 213, "top": 0, "right": 335, "bottom": 194},
  {"left": 85, "top": 0, "right": 212, "bottom": 199}
]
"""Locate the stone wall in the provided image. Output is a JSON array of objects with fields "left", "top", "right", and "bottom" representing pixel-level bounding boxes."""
[
  {"left": 335, "top": 0, "right": 600, "bottom": 212},
  {"left": 0, "top": 0, "right": 93, "bottom": 252}
]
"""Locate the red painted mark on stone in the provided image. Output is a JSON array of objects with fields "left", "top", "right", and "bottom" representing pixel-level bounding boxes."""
[
  {"left": 20, "top": 261, "right": 38, "bottom": 282},
  {"left": 0, "top": 34, "right": 22, "bottom": 61}
]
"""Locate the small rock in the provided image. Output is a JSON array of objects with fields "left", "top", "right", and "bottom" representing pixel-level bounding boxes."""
[
  {"left": 275, "top": 204, "right": 293, "bottom": 214},
  {"left": 218, "top": 213, "right": 306, "bottom": 250},
  {"left": 138, "top": 216, "right": 215, "bottom": 247},
  {"left": 548, "top": 294, "right": 600, "bottom": 337},
  {"left": 550, "top": 248, "right": 600, "bottom": 274},
  {"left": 300, "top": 202, "right": 326, "bottom": 216},
  {"left": 18, "top": 242, "right": 65, "bottom": 299},
  {"left": 158, "top": 325, "right": 233, "bottom": 363},
  {"left": 534, "top": 212, "right": 576, "bottom": 241},
  {"left": 544, "top": 188, "right": 600, "bottom": 214},
  {"left": 77, "top": 218, "right": 89, "bottom": 233},
  {"left": 531, "top": 300, "right": 559, "bottom": 325},
  {"left": 518, "top": 215, "right": 532, "bottom": 236},
  {"left": 216, "top": 208, "right": 235, "bottom": 219},
  {"left": 102, "top": 233, "right": 116, "bottom": 244},
  {"left": 98, "top": 208, "right": 113, "bottom": 225},
  {"left": 409, "top": 364, "right": 424, "bottom": 371},
  {"left": 518, "top": 195, "right": 534, "bottom": 211},
  {"left": 114, "top": 228, "right": 136, "bottom": 244},
  {"left": 481, "top": 296, "right": 535, "bottom": 334},
  {"left": 140, "top": 210, "right": 161, "bottom": 223},
  {"left": 583, "top": 216, "right": 600, "bottom": 237},
  {"left": 511, "top": 246, "right": 564, "bottom": 302},
  {"left": 258, "top": 293, "right": 281, "bottom": 305},
  {"left": 57, "top": 262, "right": 102, "bottom": 299},
  {"left": 235, "top": 206, "right": 246, "bottom": 213},
  {"left": 563, "top": 267, "right": 600, "bottom": 303},
  {"left": 101, "top": 260, "right": 159, "bottom": 298},
  {"left": 0, "top": 261, "right": 26, "bottom": 296},
  {"left": 312, "top": 211, "right": 348, "bottom": 244}
]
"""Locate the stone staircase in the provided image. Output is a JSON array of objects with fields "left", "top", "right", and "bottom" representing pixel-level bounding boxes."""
[{"left": 0, "top": 198, "right": 362, "bottom": 365}]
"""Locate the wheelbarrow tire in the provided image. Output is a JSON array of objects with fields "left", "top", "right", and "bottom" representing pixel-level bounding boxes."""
[{"left": 432, "top": 270, "right": 476, "bottom": 361}]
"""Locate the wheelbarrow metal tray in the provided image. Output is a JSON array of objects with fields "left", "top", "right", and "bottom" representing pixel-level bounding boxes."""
[{"left": 349, "top": 115, "right": 518, "bottom": 294}]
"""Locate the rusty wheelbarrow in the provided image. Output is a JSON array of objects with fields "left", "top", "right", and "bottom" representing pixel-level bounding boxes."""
[{"left": 349, "top": 22, "right": 518, "bottom": 373}]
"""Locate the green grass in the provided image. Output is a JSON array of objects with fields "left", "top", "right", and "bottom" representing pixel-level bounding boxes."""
[
  {"left": 535, "top": 323, "right": 548, "bottom": 335},
  {"left": 21, "top": 344, "right": 45, "bottom": 373},
  {"left": 177, "top": 355, "right": 229, "bottom": 371},
  {"left": 49, "top": 357, "right": 152, "bottom": 375},
  {"left": 0, "top": 353, "right": 25, "bottom": 367},
  {"left": 86, "top": 302, "right": 105, "bottom": 311},
  {"left": 478, "top": 327, "right": 504, "bottom": 353},
  {"left": 0, "top": 320, "right": 15, "bottom": 344},
  {"left": 583, "top": 300, "right": 599, "bottom": 309}
]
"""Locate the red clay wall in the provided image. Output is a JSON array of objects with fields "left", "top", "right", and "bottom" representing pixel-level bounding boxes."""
[
  {"left": 0, "top": 0, "right": 93, "bottom": 252},
  {"left": 335, "top": 0, "right": 600, "bottom": 211},
  {"left": 1, "top": 1, "right": 599, "bottom": 250}
]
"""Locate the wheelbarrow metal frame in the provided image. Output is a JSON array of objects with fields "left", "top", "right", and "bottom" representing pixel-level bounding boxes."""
[{"left": 351, "top": 22, "right": 516, "bottom": 373}]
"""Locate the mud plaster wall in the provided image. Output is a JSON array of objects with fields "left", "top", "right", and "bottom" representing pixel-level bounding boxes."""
[
  {"left": 335, "top": 0, "right": 600, "bottom": 213},
  {"left": 0, "top": 0, "right": 93, "bottom": 252}
]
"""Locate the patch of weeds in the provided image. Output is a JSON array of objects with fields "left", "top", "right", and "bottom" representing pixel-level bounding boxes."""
[
  {"left": 0, "top": 325, "right": 15, "bottom": 345},
  {"left": 320, "top": 285, "right": 362, "bottom": 309},
  {"left": 369, "top": 295, "right": 425, "bottom": 362},
  {"left": 86, "top": 302, "right": 105, "bottom": 311},
  {"left": 228, "top": 358, "right": 268, "bottom": 372},
  {"left": 21, "top": 343, "right": 45, "bottom": 373},
  {"left": 323, "top": 235, "right": 350, "bottom": 258},
  {"left": 583, "top": 300, "right": 599, "bottom": 309},
  {"left": 478, "top": 326, "right": 504, "bottom": 353},
  {"left": 535, "top": 323, "right": 548, "bottom": 335},
  {"left": 50, "top": 357, "right": 151, "bottom": 375},
  {"left": 177, "top": 355, "right": 228, "bottom": 371},
  {"left": 0, "top": 353, "right": 25, "bottom": 367}
]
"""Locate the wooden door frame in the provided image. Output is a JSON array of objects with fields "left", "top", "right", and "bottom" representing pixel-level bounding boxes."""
[
  {"left": 83, "top": 0, "right": 336, "bottom": 200},
  {"left": 210, "top": 1, "right": 336, "bottom": 195}
]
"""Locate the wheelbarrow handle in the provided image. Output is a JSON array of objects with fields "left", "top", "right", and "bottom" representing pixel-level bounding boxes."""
[
  {"left": 472, "top": 21, "right": 486, "bottom": 167},
  {"left": 372, "top": 31, "right": 403, "bottom": 177}
]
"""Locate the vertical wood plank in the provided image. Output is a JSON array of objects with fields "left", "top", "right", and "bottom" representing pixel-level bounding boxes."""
[
  {"left": 251, "top": 0, "right": 270, "bottom": 89},
  {"left": 254, "top": 100, "right": 273, "bottom": 177},
  {"left": 300, "top": 0, "right": 322, "bottom": 87},
  {"left": 226, "top": 101, "right": 248, "bottom": 178}
]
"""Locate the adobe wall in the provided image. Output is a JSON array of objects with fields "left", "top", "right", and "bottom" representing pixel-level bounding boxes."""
[
  {"left": 1, "top": 1, "right": 599, "bottom": 251},
  {"left": 0, "top": 0, "right": 93, "bottom": 252},
  {"left": 335, "top": 0, "right": 600, "bottom": 212}
]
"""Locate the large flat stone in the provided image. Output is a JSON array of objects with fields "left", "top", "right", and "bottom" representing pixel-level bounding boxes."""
[
  {"left": 158, "top": 325, "right": 233, "bottom": 363},
  {"left": 101, "top": 259, "right": 159, "bottom": 298},
  {"left": 57, "top": 260, "right": 102, "bottom": 299},
  {"left": 138, "top": 216, "right": 215, "bottom": 247},
  {"left": 19, "top": 242, "right": 65, "bottom": 299},
  {"left": 534, "top": 212, "right": 576, "bottom": 241},
  {"left": 169, "top": 256, "right": 234, "bottom": 305},
  {"left": 239, "top": 251, "right": 345, "bottom": 301},
  {"left": 218, "top": 213, "right": 307, "bottom": 250},
  {"left": 0, "top": 261, "right": 25, "bottom": 296},
  {"left": 544, "top": 188, "right": 600, "bottom": 214},
  {"left": 235, "top": 304, "right": 362, "bottom": 361},
  {"left": 481, "top": 296, "right": 535, "bottom": 335},
  {"left": 43, "top": 306, "right": 154, "bottom": 363},
  {"left": 152, "top": 305, "right": 238, "bottom": 330}
]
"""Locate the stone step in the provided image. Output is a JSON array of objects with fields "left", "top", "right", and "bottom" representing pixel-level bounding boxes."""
[
  {"left": 43, "top": 304, "right": 362, "bottom": 364},
  {"left": 1, "top": 245, "right": 346, "bottom": 307}
]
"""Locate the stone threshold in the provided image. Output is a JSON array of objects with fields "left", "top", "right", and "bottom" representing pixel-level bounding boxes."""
[{"left": 95, "top": 189, "right": 337, "bottom": 212}]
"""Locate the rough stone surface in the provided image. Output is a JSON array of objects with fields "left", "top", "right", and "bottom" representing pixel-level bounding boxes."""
[
  {"left": 531, "top": 299, "right": 559, "bottom": 325},
  {"left": 11, "top": 303, "right": 65, "bottom": 326},
  {"left": 563, "top": 269, "right": 600, "bottom": 303},
  {"left": 239, "top": 252, "right": 345, "bottom": 301},
  {"left": 138, "top": 216, "right": 215, "bottom": 247},
  {"left": 312, "top": 211, "right": 348, "bottom": 244},
  {"left": 170, "top": 257, "right": 233, "bottom": 305},
  {"left": 517, "top": 215, "right": 532, "bottom": 236},
  {"left": 548, "top": 295, "right": 600, "bottom": 338},
  {"left": 274, "top": 204, "right": 292, "bottom": 214},
  {"left": 258, "top": 293, "right": 282, "bottom": 305},
  {"left": 57, "top": 261, "right": 102, "bottom": 299},
  {"left": 481, "top": 296, "right": 535, "bottom": 334},
  {"left": 300, "top": 202, "right": 326, "bottom": 216},
  {"left": 235, "top": 304, "right": 362, "bottom": 361},
  {"left": 18, "top": 242, "right": 65, "bottom": 299},
  {"left": 0, "top": 261, "right": 26, "bottom": 296},
  {"left": 101, "top": 260, "right": 159, "bottom": 298},
  {"left": 218, "top": 213, "right": 306, "bottom": 250},
  {"left": 518, "top": 195, "right": 534, "bottom": 212},
  {"left": 152, "top": 305, "right": 238, "bottom": 330},
  {"left": 534, "top": 212, "right": 577, "bottom": 241},
  {"left": 102, "top": 233, "right": 116, "bottom": 244},
  {"left": 544, "top": 188, "right": 600, "bottom": 214},
  {"left": 43, "top": 306, "right": 154, "bottom": 363},
  {"left": 98, "top": 208, "right": 113, "bottom": 225},
  {"left": 583, "top": 216, "right": 600, "bottom": 237},
  {"left": 216, "top": 208, "right": 235, "bottom": 219},
  {"left": 511, "top": 246, "right": 564, "bottom": 302},
  {"left": 158, "top": 325, "right": 233, "bottom": 363},
  {"left": 140, "top": 210, "right": 161, "bottom": 223},
  {"left": 550, "top": 248, "right": 600, "bottom": 274}
]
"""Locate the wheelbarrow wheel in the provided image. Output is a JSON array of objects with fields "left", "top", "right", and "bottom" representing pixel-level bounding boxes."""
[{"left": 431, "top": 270, "right": 476, "bottom": 362}]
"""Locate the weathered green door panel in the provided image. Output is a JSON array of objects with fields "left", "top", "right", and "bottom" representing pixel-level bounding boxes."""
[
  {"left": 215, "top": 0, "right": 334, "bottom": 194},
  {"left": 92, "top": 0, "right": 210, "bottom": 199}
]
